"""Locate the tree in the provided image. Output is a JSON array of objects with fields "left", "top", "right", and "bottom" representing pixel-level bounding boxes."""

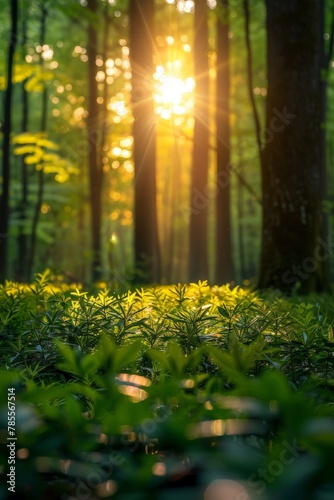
[
  {"left": 258, "top": 0, "right": 330, "bottom": 293},
  {"left": 243, "top": 0, "right": 264, "bottom": 173},
  {"left": 129, "top": 0, "right": 160, "bottom": 283},
  {"left": 27, "top": 3, "right": 48, "bottom": 280},
  {"left": 189, "top": 0, "right": 209, "bottom": 282},
  {"left": 17, "top": 6, "right": 29, "bottom": 280},
  {"left": 87, "top": 0, "right": 103, "bottom": 282},
  {"left": 319, "top": 0, "right": 334, "bottom": 280},
  {"left": 215, "top": 0, "right": 234, "bottom": 283},
  {"left": 0, "top": 0, "right": 18, "bottom": 281}
]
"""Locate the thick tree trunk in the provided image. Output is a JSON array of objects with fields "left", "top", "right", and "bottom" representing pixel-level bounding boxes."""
[
  {"left": 258, "top": 0, "right": 330, "bottom": 293},
  {"left": 129, "top": 0, "right": 160, "bottom": 283},
  {"left": 215, "top": 0, "right": 234, "bottom": 284},
  {"left": 189, "top": 0, "right": 210, "bottom": 282},
  {"left": 0, "top": 0, "right": 18, "bottom": 282},
  {"left": 87, "top": 0, "right": 103, "bottom": 282},
  {"left": 319, "top": 0, "right": 334, "bottom": 282}
]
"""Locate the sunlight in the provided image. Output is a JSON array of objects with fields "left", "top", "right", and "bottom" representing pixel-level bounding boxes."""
[
  {"left": 159, "top": 76, "right": 185, "bottom": 106},
  {"left": 154, "top": 65, "right": 195, "bottom": 120}
]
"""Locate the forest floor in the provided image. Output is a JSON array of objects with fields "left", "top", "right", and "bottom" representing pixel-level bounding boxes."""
[{"left": 1, "top": 272, "right": 334, "bottom": 499}]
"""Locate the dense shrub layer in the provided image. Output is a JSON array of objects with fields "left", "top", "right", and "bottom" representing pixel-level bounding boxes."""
[{"left": 1, "top": 272, "right": 334, "bottom": 499}]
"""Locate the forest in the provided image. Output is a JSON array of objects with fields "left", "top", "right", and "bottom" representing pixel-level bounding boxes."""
[
  {"left": 1, "top": 0, "right": 333, "bottom": 292},
  {"left": 1, "top": 0, "right": 334, "bottom": 499}
]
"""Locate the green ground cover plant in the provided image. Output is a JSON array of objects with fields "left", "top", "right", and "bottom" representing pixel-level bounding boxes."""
[{"left": 1, "top": 271, "right": 334, "bottom": 499}]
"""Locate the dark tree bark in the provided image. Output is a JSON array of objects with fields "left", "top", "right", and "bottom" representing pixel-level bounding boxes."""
[
  {"left": 17, "top": 11, "right": 29, "bottom": 281},
  {"left": 0, "top": 0, "right": 18, "bottom": 282},
  {"left": 101, "top": 5, "right": 111, "bottom": 165},
  {"left": 215, "top": 0, "right": 234, "bottom": 284},
  {"left": 236, "top": 134, "right": 246, "bottom": 282},
  {"left": 243, "top": 0, "right": 264, "bottom": 172},
  {"left": 319, "top": 0, "right": 334, "bottom": 281},
  {"left": 87, "top": 0, "right": 103, "bottom": 282},
  {"left": 189, "top": 0, "right": 209, "bottom": 282},
  {"left": 258, "top": 0, "right": 330, "bottom": 293},
  {"left": 101, "top": 5, "right": 112, "bottom": 281},
  {"left": 27, "top": 4, "right": 48, "bottom": 281},
  {"left": 129, "top": 0, "right": 160, "bottom": 283}
]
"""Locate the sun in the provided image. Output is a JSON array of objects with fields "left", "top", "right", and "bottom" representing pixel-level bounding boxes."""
[
  {"left": 154, "top": 64, "right": 195, "bottom": 120},
  {"left": 159, "top": 76, "right": 186, "bottom": 106}
]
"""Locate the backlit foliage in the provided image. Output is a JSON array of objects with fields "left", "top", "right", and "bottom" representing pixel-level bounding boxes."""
[{"left": 0, "top": 274, "right": 334, "bottom": 498}]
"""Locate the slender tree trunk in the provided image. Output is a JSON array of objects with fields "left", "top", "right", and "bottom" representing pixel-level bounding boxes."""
[
  {"left": 189, "top": 0, "right": 209, "bottom": 282},
  {"left": 243, "top": 0, "right": 264, "bottom": 173},
  {"left": 0, "top": 0, "right": 18, "bottom": 282},
  {"left": 215, "top": 0, "right": 234, "bottom": 283},
  {"left": 236, "top": 139, "right": 246, "bottom": 282},
  {"left": 243, "top": 0, "right": 264, "bottom": 285},
  {"left": 101, "top": 6, "right": 110, "bottom": 164},
  {"left": 258, "top": 0, "right": 329, "bottom": 293},
  {"left": 129, "top": 0, "right": 160, "bottom": 283},
  {"left": 17, "top": 12, "right": 29, "bottom": 281},
  {"left": 166, "top": 124, "right": 180, "bottom": 283},
  {"left": 234, "top": 106, "right": 247, "bottom": 282},
  {"left": 101, "top": 5, "right": 111, "bottom": 280},
  {"left": 87, "top": 0, "right": 103, "bottom": 282},
  {"left": 27, "top": 5, "right": 48, "bottom": 281}
]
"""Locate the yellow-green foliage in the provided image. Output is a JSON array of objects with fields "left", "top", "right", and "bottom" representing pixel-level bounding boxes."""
[
  {"left": 1, "top": 272, "right": 334, "bottom": 499},
  {"left": 12, "top": 133, "right": 79, "bottom": 182}
]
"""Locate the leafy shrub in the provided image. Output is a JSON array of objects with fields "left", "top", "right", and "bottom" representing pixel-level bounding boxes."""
[{"left": 1, "top": 272, "right": 334, "bottom": 499}]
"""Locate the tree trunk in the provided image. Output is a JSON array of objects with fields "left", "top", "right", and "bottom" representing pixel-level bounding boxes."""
[
  {"left": 215, "top": 0, "right": 234, "bottom": 284},
  {"left": 87, "top": 0, "right": 103, "bottom": 282},
  {"left": 129, "top": 0, "right": 160, "bottom": 283},
  {"left": 27, "top": 4, "right": 48, "bottom": 281},
  {"left": 319, "top": 0, "right": 334, "bottom": 282},
  {"left": 258, "top": 0, "right": 330, "bottom": 293},
  {"left": 0, "top": 0, "right": 18, "bottom": 282},
  {"left": 101, "top": 5, "right": 111, "bottom": 280},
  {"left": 243, "top": 0, "right": 264, "bottom": 171},
  {"left": 236, "top": 136, "right": 246, "bottom": 282},
  {"left": 17, "top": 12, "right": 29, "bottom": 281},
  {"left": 189, "top": 0, "right": 209, "bottom": 282}
]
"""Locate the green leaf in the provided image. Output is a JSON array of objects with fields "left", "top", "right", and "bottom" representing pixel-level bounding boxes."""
[
  {"left": 55, "top": 340, "right": 82, "bottom": 377},
  {"left": 217, "top": 304, "right": 230, "bottom": 319}
]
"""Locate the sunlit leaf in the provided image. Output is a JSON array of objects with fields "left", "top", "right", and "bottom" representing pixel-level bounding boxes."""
[
  {"left": 37, "top": 139, "right": 59, "bottom": 150},
  {"left": 14, "top": 145, "right": 38, "bottom": 155},
  {"left": 12, "top": 133, "right": 41, "bottom": 145}
]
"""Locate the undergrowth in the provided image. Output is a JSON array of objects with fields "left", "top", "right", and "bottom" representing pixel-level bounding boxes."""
[{"left": 1, "top": 270, "right": 334, "bottom": 499}]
